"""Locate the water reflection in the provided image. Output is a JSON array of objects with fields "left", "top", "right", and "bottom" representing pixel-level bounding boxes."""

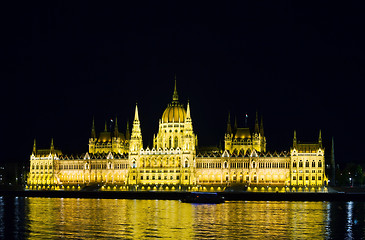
[{"left": 0, "top": 197, "right": 365, "bottom": 239}]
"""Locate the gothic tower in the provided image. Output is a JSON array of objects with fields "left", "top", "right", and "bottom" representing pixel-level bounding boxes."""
[{"left": 129, "top": 103, "right": 143, "bottom": 153}]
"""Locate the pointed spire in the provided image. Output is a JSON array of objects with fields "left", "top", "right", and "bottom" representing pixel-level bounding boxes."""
[
  {"left": 172, "top": 75, "right": 179, "bottom": 102},
  {"left": 130, "top": 103, "right": 143, "bottom": 151},
  {"left": 104, "top": 120, "right": 108, "bottom": 132},
  {"left": 134, "top": 103, "right": 139, "bottom": 121},
  {"left": 33, "top": 138, "right": 36, "bottom": 154},
  {"left": 91, "top": 117, "right": 96, "bottom": 138},
  {"left": 293, "top": 130, "right": 297, "bottom": 146},
  {"left": 114, "top": 116, "right": 119, "bottom": 138},
  {"left": 227, "top": 112, "right": 232, "bottom": 134},
  {"left": 126, "top": 120, "right": 130, "bottom": 140},
  {"left": 50, "top": 138, "right": 54, "bottom": 153},
  {"left": 186, "top": 100, "right": 191, "bottom": 119},
  {"left": 254, "top": 111, "right": 259, "bottom": 133},
  {"left": 319, "top": 129, "right": 322, "bottom": 139},
  {"left": 318, "top": 129, "right": 322, "bottom": 147},
  {"left": 260, "top": 115, "right": 264, "bottom": 136}
]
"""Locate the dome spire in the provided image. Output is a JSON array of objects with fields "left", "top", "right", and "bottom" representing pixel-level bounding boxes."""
[{"left": 172, "top": 75, "right": 179, "bottom": 102}]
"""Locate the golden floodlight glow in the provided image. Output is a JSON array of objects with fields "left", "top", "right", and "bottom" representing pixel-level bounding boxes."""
[{"left": 28, "top": 79, "right": 327, "bottom": 192}]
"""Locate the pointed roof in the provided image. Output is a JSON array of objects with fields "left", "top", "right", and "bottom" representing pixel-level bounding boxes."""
[
  {"left": 98, "top": 120, "right": 112, "bottom": 142},
  {"left": 186, "top": 100, "right": 191, "bottom": 119},
  {"left": 134, "top": 103, "right": 139, "bottom": 121}
]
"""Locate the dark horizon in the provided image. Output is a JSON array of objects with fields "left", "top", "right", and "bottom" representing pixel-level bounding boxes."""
[{"left": 3, "top": 2, "right": 364, "bottom": 165}]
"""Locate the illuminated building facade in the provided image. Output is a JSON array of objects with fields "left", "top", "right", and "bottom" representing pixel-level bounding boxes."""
[{"left": 28, "top": 80, "right": 327, "bottom": 192}]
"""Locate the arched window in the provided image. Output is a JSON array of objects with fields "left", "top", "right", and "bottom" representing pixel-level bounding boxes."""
[
  {"left": 184, "top": 160, "right": 189, "bottom": 168},
  {"left": 224, "top": 161, "right": 228, "bottom": 168},
  {"left": 132, "top": 160, "right": 136, "bottom": 168},
  {"left": 174, "top": 137, "right": 178, "bottom": 148},
  {"left": 299, "top": 160, "right": 303, "bottom": 168},
  {"left": 318, "top": 160, "right": 322, "bottom": 168},
  {"left": 169, "top": 137, "right": 172, "bottom": 149},
  {"left": 312, "top": 161, "right": 315, "bottom": 168},
  {"left": 305, "top": 160, "right": 309, "bottom": 168}
]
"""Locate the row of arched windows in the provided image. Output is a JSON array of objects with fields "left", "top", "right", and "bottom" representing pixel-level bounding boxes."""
[{"left": 293, "top": 160, "right": 322, "bottom": 168}]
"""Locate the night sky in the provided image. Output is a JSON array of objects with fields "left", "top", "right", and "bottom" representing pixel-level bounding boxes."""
[{"left": 2, "top": 2, "right": 365, "bottom": 166}]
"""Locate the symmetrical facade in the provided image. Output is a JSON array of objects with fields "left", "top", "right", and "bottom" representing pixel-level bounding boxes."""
[{"left": 28, "top": 80, "right": 327, "bottom": 192}]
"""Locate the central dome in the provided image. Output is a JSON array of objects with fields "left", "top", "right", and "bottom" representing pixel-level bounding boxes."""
[
  {"left": 162, "top": 103, "right": 186, "bottom": 123},
  {"left": 161, "top": 78, "right": 186, "bottom": 123}
]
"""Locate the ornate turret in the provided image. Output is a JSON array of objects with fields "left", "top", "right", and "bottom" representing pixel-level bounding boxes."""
[{"left": 130, "top": 103, "right": 143, "bottom": 152}]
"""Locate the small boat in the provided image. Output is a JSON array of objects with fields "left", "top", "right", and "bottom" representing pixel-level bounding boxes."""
[{"left": 181, "top": 192, "right": 225, "bottom": 204}]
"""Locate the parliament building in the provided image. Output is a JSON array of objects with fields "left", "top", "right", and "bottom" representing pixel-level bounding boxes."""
[{"left": 27, "top": 80, "right": 327, "bottom": 192}]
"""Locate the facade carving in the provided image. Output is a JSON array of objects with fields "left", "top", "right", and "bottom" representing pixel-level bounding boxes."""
[{"left": 28, "top": 80, "right": 327, "bottom": 191}]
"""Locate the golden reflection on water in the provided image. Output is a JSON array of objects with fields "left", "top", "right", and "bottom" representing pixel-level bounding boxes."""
[{"left": 26, "top": 198, "right": 329, "bottom": 239}]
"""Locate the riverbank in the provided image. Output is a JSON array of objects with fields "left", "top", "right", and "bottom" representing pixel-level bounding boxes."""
[{"left": 1, "top": 189, "right": 365, "bottom": 201}]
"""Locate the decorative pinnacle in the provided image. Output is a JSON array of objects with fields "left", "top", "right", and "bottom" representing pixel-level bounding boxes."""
[
  {"left": 186, "top": 100, "right": 191, "bottom": 119},
  {"left": 134, "top": 103, "right": 139, "bottom": 121}
]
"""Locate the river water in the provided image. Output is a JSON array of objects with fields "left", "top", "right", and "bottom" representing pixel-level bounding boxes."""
[{"left": 0, "top": 196, "right": 364, "bottom": 239}]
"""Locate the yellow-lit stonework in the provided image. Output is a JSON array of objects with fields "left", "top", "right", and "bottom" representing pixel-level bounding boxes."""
[{"left": 27, "top": 80, "right": 327, "bottom": 191}]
